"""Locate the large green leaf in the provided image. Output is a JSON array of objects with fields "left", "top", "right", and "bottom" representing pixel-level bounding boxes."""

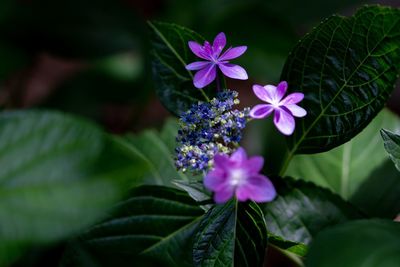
[
  {"left": 193, "top": 200, "right": 268, "bottom": 267},
  {"left": 61, "top": 186, "right": 204, "bottom": 267},
  {"left": 281, "top": 5, "right": 400, "bottom": 158},
  {"left": 148, "top": 21, "right": 216, "bottom": 116},
  {"left": 350, "top": 160, "right": 400, "bottom": 218},
  {"left": 262, "top": 177, "right": 363, "bottom": 245},
  {"left": 0, "top": 111, "right": 147, "bottom": 266},
  {"left": 286, "top": 109, "right": 400, "bottom": 199},
  {"left": 306, "top": 219, "right": 400, "bottom": 267},
  {"left": 381, "top": 128, "right": 400, "bottom": 172}
]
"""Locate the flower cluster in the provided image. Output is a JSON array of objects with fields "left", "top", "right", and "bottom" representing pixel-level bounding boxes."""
[
  {"left": 175, "top": 90, "right": 249, "bottom": 174},
  {"left": 177, "top": 32, "right": 308, "bottom": 203}
]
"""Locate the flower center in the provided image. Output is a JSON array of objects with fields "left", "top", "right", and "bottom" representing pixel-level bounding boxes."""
[{"left": 229, "top": 168, "right": 246, "bottom": 186}]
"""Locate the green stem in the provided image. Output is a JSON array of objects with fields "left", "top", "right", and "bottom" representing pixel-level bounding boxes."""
[
  {"left": 216, "top": 71, "right": 221, "bottom": 92},
  {"left": 279, "top": 148, "right": 295, "bottom": 176},
  {"left": 200, "top": 89, "right": 210, "bottom": 102}
]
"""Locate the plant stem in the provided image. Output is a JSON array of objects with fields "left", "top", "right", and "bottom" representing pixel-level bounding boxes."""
[
  {"left": 279, "top": 148, "right": 294, "bottom": 176},
  {"left": 200, "top": 89, "right": 210, "bottom": 102},
  {"left": 216, "top": 71, "right": 221, "bottom": 92}
]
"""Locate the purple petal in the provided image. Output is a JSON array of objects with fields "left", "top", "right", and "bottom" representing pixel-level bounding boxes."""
[
  {"left": 235, "top": 185, "right": 251, "bottom": 202},
  {"left": 252, "top": 84, "right": 274, "bottom": 103},
  {"left": 214, "top": 154, "right": 230, "bottom": 169},
  {"left": 245, "top": 156, "right": 264, "bottom": 174},
  {"left": 203, "top": 41, "right": 213, "bottom": 55},
  {"left": 219, "top": 46, "right": 247, "bottom": 61},
  {"left": 274, "top": 107, "right": 295, "bottom": 135},
  {"left": 264, "top": 85, "right": 283, "bottom": 104},
  {"left": 212, "top": 32, "right": 226, "bottom": 56},
  {"left": 193, "top": 64, "right": 217, "bottom": 88},
  {"left": 204, "top": 168, "right": 227, "bottom": 191},
  {"left": 186, "top": 61, "right": 210, "bottom": 71},
  {"left": 249, "top": 104, "right": 274, "bottom": 119},
  {"left": 214, "top": 186, "right": 234, "bottom": 203},
  {"left": 281, "top": 92, "right": 304, "bottom": 105},
  {"left": 218, "top": 63, "right": 248, "bottom": 80},
  {"left": 276, "top": 81, "right": 288, "bottom": 101},
  {"left": 236, "top": 175, "right": 276, "bottom": 202},
  {"left": 285, "top": 104, "right": 307, "bottom": 117},
  {"left": 188, "top": 41, "right": 210, "bottom": 60},
  {"left": 230, "top": 147, "right": 247, "bottom": 163}
]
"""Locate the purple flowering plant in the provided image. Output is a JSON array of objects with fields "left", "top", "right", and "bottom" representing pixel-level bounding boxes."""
[
  {"left": 141, "top": 11, "right": 400, "bottom": 266},
  {"left": 142, "top": 13, "right": 400, "bottom": 265},
  {"left": 10, "top": 6, "right": 398, "bottom": 267}
]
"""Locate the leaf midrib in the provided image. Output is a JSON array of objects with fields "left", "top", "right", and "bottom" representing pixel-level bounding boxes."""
[{"left": 148, "top": 21, "right": 193, "bottom": 79}]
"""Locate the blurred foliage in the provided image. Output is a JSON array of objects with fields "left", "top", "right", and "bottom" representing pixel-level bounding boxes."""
[
  {"left": 306, "top": 219, "right": 400, "bottom": 267},
  {"left": 0, "top": 111, "right": 149, "bottom": 266}
]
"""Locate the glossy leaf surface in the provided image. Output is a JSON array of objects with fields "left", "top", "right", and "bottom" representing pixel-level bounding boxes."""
[
  {"left": 281, "top": 6, "right": 400, "bottom": 154},
  {"left": 193, "top": 201, "right": 268, "bottom": 267},
  {"left": 262, "top": 177, "right": 363, "bottom": 245},
  {"left": 61, "top": 186, "right": 204, "bottom": 267}
]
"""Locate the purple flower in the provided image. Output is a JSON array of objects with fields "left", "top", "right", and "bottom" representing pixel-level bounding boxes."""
[
  {"left": 249, "top": 81, "right": 307, "bottom": 135},
  {"left": 186, "top": 32, "right": 248, "bottom": 89},
  {"left": 204, "top": 147, "right": 276, "bottom": 204}
]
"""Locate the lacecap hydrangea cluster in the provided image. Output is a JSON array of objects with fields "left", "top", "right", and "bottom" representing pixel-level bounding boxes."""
[{"left": 175, "top": 90, "right": 250, "bottom": 174}]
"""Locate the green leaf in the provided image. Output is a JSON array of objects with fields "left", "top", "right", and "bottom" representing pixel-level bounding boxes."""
[
  {"left": 305, "top": 219, "right": 400, "bottom": 267},
  {"left": 61, "top": 186, "right": 204, "bottom": 267},
  {"left": 381, "top": 128, "right": 400, "bottom": 172},
  {"left": 0, "top": 111, "right": 147, "bottom": 266},
  {"left": 286, "top": 109, "right": 400, "bottom": 199},
  {"left": 122, "top": 120, "right": 187, "bottom": 186},
  {"left": 281, "top": 5, "right": 400, "bottom": 157},
  {"left": 262, "top": 177, "right": 363, "bottom": 245},
  {"left": 172, "top": 180, "right": 211, "bottom": 203},
  {"left": 148, "top": 21, "right": 216, "bottom": 116},
  {"left": 267, "top": 234, "right": 308, "bottom": 257},
  {"left": 350, "top": 160, "right": 400, "bottom": 218},
  {"left": 193, "top": 201, "right": 268, "bottom": 267}
]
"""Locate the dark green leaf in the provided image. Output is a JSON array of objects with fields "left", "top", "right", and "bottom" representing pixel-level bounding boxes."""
[
  {"left": 381, "top": 128, "right": 400, "bottom": 172},
  {"left": 193, "top": 201, "right": 268, "bottom": 267},
  {"left": 262, "top": 177, "right": 363, "bottom": 245},
  {"left": 281, "top": 5, "right": 400, "bottom": 156},
  {"left": 0, "top": 111, "right": 147, "bottom": 266},
  {"left": 267, "top": 234, "right": 308, "bottom": 257},
  {"left": 148, "top": 21, "right": 216, "bottom": 116},
  {"left": 350, "top": 160, "right": 400, "bottom": 218},
  {"left": 172, "top": 180, "right": 211, "bottom": 203},
  {"left": 286, "top": 109, "right": 400, "bottom": 199},
  {"left": 306, "top": 219, "right": 400, "bottom": 267},
  {"left": 61, "top": 186, "right": 204, "bottom": 267}
]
